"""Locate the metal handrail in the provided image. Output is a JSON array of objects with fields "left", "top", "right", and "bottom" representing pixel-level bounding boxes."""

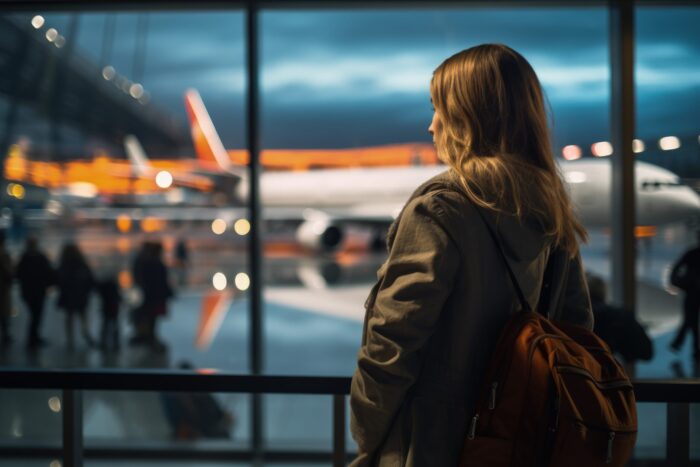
[
  {"left": 0, "top": 370, "right": 698, "bottom": 467},
  {"left": 0, "top": 368, "right": 351, "bottom": 394},
  {"left": 0, "top": 368, "right": 699, "bottom": 401}
]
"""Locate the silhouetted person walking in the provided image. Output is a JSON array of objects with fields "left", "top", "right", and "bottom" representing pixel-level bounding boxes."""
[
  {"left": 129, "top": 241, "right": 152, "bottom": 344},
  {"left": 0, "top": 231, "right": 13, "bottom": 347},
  {"left": 670, "top": 231, "right": 700, "bottom": 360},
  {"left": 15, "top": 236, "right": 54, "bottom": 348},
  {"left": 96, "top": 273, "right": 121, "bottom": 351},
  {"left": 174, "top": 238, "right": 189, "bottom": 286},
  {"left": 56, "top": 243, "right": 96, "bottom": 349},
  {"left": 141, "top": 241, "right": 173, "bottom": 349}
]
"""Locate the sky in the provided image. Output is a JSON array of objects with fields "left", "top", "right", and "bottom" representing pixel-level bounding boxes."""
[{"left": 10, "top": 6, "right": 700, "bottom": 153}]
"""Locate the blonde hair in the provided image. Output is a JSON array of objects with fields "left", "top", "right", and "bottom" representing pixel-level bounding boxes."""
[{"left": 430, "top": 44, "right": 587, "bottom": 256}]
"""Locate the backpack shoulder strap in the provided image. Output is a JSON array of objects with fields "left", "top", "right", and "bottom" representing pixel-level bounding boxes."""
[
  {"left": 473, "top": 206, "right": 532, "bottom": 313},
  {"left": 539, "top": 247, "right": 571, "bottom": 321}
]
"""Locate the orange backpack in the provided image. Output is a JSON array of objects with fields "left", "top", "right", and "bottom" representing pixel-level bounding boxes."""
[{"left": 460, "top": 212, "right": 637, "bottom": 466}]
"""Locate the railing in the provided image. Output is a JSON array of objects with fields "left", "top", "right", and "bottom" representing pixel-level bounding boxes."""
[{"left": 0, "top": 370, "right": 698, "bottom": 466}]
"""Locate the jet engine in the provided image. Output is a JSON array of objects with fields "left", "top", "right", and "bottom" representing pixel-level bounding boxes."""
[{"left": 295, "top": 218, "right": 344, "bottom": 252}]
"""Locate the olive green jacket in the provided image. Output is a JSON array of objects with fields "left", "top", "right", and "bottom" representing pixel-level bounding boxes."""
[{"left": 350, "top": 170, "right": 593, "bottom": 467}]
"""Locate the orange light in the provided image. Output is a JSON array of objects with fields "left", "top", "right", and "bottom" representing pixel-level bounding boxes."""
[
  {"left": 116, "top": 215, "right": 132, "bottom": 233},
  {"left": 634, "top": 226, "right": 657, "bottom": 238},
  {"left": 118, "top": 270, "right": 133, "bottom": 289},
  {"left": 117, "top": 237, "right": 131, "bottom": 254},
  {"left": 141, "top": 217, "right": 166, "bottom": 233}
]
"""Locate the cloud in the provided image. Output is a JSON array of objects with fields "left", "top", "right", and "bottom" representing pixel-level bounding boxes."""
[{"left": 22, "top": 8, "right": 700, "bottom": 149}]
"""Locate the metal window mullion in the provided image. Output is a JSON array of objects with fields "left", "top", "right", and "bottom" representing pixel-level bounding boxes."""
[
  {"left": 333, "top": 394, "right": 346, "bottom": 467},
  {"left": 62, "top": 389, "right": 83, "bottom": 467},
  {"left": 609, "top": 0, "right": 636, "bottom": 314},
  {"left": 667, "top": 402, "right": 690, "bottom": 466},
  {"left": 246, "top": 2, "right": 264, "bottom": 463}
]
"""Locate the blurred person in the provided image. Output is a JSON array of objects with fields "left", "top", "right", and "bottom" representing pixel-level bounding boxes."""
[
  {"left": 129, "top": 241, "right": 152, "bottom": 345},
  {"left": 587, "top": 272, "right": 653, "bottom": 362},
  {"left": 669, "top": 230, "right": 700, "bottom": 360},
  {"left": 96, "top": 272, "right": 122, "bottom": 351},
  {"left": 174, "top": 237, "right": 189, "bottom": 286},
  {"left": 350, "top": 45, "right": 594, "bottom": 466},
  {"left": 56, "top": 243, "right": 96, "bottom": 348},
  {"left": 141, "top": 241, "right": 173, "bottom": 348},
  {"left": 15, "top": 236, "right": 55, "bottom": 348},
  {"left": 0, "top": 230, "right": 13, "bottom": 346}
]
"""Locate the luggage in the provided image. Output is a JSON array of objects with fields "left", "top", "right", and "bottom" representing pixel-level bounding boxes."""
[{"left": 460, "top": 211, "right": 637, "bottom": 466}]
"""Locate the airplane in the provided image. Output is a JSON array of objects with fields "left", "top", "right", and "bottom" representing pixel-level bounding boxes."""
[
  {"left": 38, "top": 87, "right": 697, "bottom": 249},
  {"left": 134, "top": 89, "right": 700, "bottom": 252}
]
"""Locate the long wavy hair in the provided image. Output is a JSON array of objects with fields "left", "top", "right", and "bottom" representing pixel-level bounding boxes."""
[{"left": 430, "top": 44, "right": 587, "bottom": 256}]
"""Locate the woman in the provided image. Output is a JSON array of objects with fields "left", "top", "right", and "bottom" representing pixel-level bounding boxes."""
[
  {"left": 350, "top": 44, "right": 593, "bottom": 466},
  {"left": 57, "top": 242, "right": 96, "bottom": 348}
]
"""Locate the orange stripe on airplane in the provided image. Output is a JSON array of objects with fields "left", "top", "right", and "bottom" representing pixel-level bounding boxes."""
[{"left": 195, "top": 290, "right": 234, "bottom": 350}]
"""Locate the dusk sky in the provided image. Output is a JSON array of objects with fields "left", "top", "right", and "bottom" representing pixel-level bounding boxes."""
[{"left": 11, "top": 7, "right": 700, "bottom": 153}]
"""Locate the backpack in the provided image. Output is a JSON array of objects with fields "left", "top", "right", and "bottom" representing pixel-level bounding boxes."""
[
  {"left": 670, "top": 261, "right": 699, "bottom": 292},
  {"left": 460, "top": 210, "right": 637, "bottom": 466}
]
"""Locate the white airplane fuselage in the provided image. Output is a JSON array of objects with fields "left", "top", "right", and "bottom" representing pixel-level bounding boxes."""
[{"left": 239, "top": 159, "right": 700, "bottom": 228}]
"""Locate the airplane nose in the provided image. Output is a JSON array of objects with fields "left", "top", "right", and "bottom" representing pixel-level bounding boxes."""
[
  {"left": 673, "top": 186, "right": 700, "bottom": 221},
  {"left": 637, "top": 185, "right": 700, "bottom": 226}
]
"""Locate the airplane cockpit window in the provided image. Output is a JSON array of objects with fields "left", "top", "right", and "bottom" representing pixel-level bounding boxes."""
[{"left": 641, "top": 180, "right": 684, "bottom": 190}]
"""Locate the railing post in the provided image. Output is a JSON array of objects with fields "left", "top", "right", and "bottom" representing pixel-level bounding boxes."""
[
  {"left": 62, "top": 389, "right": 83, "bottom": 467},
  {"left": 333, "top": 394, "right": 346, "bottom": 467},
  {"left": 667, "top": 402, "right": 690, "bottom": 467}
]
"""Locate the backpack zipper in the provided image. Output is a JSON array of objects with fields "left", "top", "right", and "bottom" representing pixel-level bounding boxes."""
[
  {"left": 489, "top": 381, "right": 498, "bottom": 410},
  {"left": 467, "top": 414, "right": 479, "bottom": 440},
  {"left": 606, "top": 431, "right": 615, "bottom": 464},
  {"left": 485, "top": 334, "right": 567, "bottom": 412},
  {"left": 568, "top": 421, "right": 635, "bottom": 464},
  {"left": 556, "top": 365, "right": 633, "bottom": 390}
]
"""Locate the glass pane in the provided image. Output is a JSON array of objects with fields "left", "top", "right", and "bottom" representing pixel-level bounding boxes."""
[
  {"left": 0, "top": 10, "right": 248, "bottom": 372},
  {"left": 260, "top": 6, "right": 610, "bottom": 375},
  {"left": 0, "top": 389, "right": 62, "bottom": 447},
  {"left": 259, "top": 5, "right": 611, "bottom": 453},
  {"left": 633, "top": 402, "right": 666, "bottom": 460},
  {"left": 633, "top": 6, "right": 700, "bottom": 379}
]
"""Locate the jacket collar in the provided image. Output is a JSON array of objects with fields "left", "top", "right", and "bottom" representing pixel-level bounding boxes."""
[{"left": 386, "top": 169, "right": 460, "bottom": 252}]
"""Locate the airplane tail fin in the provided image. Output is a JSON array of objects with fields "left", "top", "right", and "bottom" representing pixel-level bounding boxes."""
[
  {"left": 184, "top": 89, "right": 245, "bottom": 178},
  {"left": 124, "top": 135, "right": 151, "bottom": 176}
]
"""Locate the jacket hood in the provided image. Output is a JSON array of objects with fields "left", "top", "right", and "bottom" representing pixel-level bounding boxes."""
[{"left": 388, "top": 169, "right": 552, "bottom": 310}]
